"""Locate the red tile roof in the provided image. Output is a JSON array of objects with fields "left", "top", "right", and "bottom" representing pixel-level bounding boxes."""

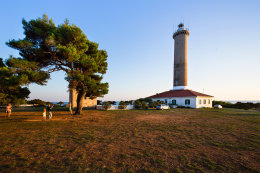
[{"left": 148, "top": 89, "right": 213, "bottom": 98}]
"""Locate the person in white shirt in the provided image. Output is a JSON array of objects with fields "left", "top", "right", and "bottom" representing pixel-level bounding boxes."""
[{"left": 43, "top": 108, "right": 46, "bottom": 121}]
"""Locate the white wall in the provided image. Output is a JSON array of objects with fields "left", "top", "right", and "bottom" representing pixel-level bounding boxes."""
[
  {"left": 195, "top": 97, "right": 213, "bottom": 108},
  {"left": 151, "top": 97, "right": 213, "bottom": 108},
  {"left": 151, "top": 97, "right": 197, "bottom": 108}
]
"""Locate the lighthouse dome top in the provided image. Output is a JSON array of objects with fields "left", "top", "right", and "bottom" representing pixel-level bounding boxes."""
[
  {"left": 177, "top": 23, "right": 188, "bottom": 31},
  {"left": 173, "top": 23, "right": 190, "bottom": 38},
  {"left": 178, "top": 23, "right": 184, "bottom": 28}
]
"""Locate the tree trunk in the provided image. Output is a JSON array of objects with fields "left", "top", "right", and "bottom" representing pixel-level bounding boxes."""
[{"left": 74, "top": 90, "right": 86, "bottom": 115}]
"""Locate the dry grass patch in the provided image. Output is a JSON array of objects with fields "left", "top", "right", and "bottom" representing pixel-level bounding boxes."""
[{"left": 0, "top": 108, "right": 259, "bottom": 172}]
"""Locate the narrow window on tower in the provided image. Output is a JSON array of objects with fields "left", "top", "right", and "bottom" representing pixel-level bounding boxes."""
[{"left": 176, "top": 70, "right": 179, "bottom": 77}]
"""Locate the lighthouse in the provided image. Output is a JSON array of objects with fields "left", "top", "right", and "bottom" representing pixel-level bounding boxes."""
[
  {"left": 173, "top": 23, "right": 190, "bottom": 90},
  {"left": 147, "top": 23, "right": 214, "bottom": 108}
]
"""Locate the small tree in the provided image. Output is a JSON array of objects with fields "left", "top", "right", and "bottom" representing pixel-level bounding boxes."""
[
  {"left": 136, "top": 98, "right": 152, "bottom": 103},
  {"left": 110, "top": 101, "right": 117, "bottom": 105},
  {"left": 141, "top": 101, "right": 149, "bottom": 109},
  {"left": 103, "top": 102, "right": 111, "bottom": 110},
  {"left": 149, "top": 101, "right": 157, "bottom": 108},
  {"left": 27, "top": 99, "right": 46, "bottom": 107},
  {"left": 155, "top": 100, "right": 164, "bottom": 105},
  {"left": 118, "top": 101, "right": 127, "bottom": 109},
  {"left": 134, "top": 100, "right": 142, "bottom": 109},
  {"left": 57, "top": 101, "right": 64, "bottom": 106}
]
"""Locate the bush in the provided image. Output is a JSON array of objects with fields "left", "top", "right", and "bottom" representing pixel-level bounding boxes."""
[
  {"left": 155, "top": 100, "right": 164, "bottom": 104},
  {"left": 125, "top": 100, "right": 133, "bottom": 105},
  {"left": 103, "top": 102, "right": 111, "bottom": 110},
  {"left": 97, "top": 100, "right": 102, "bottom": 105},
  {"left": 141, "top": 101, "right": 149, "bottom": 109},
  {"left": 213, "top": 101, "right": 260, "bottom": 110},
  {"left": 134, "top": 100, "right": 149, "bottom": 109},
  {"left": 27, "top": 99, "right": 46, "bottom": 107},
  {"left": 12, "top": 98, "right": 27, "bottom": 106},
  {"left": 57, "top": 101, "right": 64, "bottom": 107},
  {"left": 110, "top": 101, "right": 117, "bottom": 105},
  {"left": 136, "top": 98, "right": 152, "bottom": 103},
  {"left": 118, "top": 101, "right": 127, "bottom": 109},
  {"left": 134, "top": 101, "right": 142, "bottom": 109},
  {"left": 149, "top": 101, "right": 157, "bottom": 108}
]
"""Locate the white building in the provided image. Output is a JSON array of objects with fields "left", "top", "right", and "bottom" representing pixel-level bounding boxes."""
[{"left": 149, "top": 89, "right": 213, "bottom": 108}]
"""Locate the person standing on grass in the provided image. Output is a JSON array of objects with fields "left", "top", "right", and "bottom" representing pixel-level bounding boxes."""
[
  {"left": 42, "top": 108, "right": 47, "bottom": 121},
  {"left": 5, "top": 104, "right": 12, "bottom": 118},
  {"left": 46, "top": 104, "right": 53, "bottom": 119}
]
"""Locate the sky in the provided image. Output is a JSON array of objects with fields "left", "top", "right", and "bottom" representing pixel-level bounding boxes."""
[{"left": 0, "top": 0, "right": 260, "bottom": 102}]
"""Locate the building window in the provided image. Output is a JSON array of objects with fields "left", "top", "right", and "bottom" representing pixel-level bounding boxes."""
[
  {"left": 175, "top": 70, "right": 179, "bottom": 76},
  {"left": 165, "top": 99, "right": 168, "bottom": 104},
  {"left": 203, "top": 99, "right": 206, "bottom": 104},
  {"left": 172, "top": 100, "right": 176, "bottom": 105},
  {"left": 199, "top": 99, "right": 201, "bottom": 104},
  {"left": 208, "top": 99, "right": 211, "bottom": 104},
  {"left": 185, "top": 99, "right": 190, "bottom": 105}
]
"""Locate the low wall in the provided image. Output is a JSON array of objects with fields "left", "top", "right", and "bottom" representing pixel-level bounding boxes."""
[{"left": 96, "top": 105, "right": 134, "bottom": 110}]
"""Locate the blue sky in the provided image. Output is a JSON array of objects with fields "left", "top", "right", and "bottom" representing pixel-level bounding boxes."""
[{"left": 0, "top": 0, "right": 259, "bottom": 101}]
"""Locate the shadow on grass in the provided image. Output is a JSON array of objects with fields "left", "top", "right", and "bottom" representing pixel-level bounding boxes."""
[
  {"left": 0, "top": 117, "right": 28, "bottom": 123},
  {"left": 10, "top": 106, "right": 69, "bottom": 112}
]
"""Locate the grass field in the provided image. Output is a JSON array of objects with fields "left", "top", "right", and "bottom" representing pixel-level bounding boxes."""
[{"left": 0, "top": 108, "right": 259, "bottom": 172}]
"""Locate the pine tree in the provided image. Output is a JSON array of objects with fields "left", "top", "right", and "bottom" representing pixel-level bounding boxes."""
[
  {"left": 0, "top": 58, "right": 49, "bottom": 105},
  {"left": 6, "top": 15, "right": 108, "bottom": 114}
]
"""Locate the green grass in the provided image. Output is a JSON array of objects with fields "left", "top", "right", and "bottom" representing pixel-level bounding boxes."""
[{"left": 0, "top": 108, "right": 259, "bottom": 172}]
